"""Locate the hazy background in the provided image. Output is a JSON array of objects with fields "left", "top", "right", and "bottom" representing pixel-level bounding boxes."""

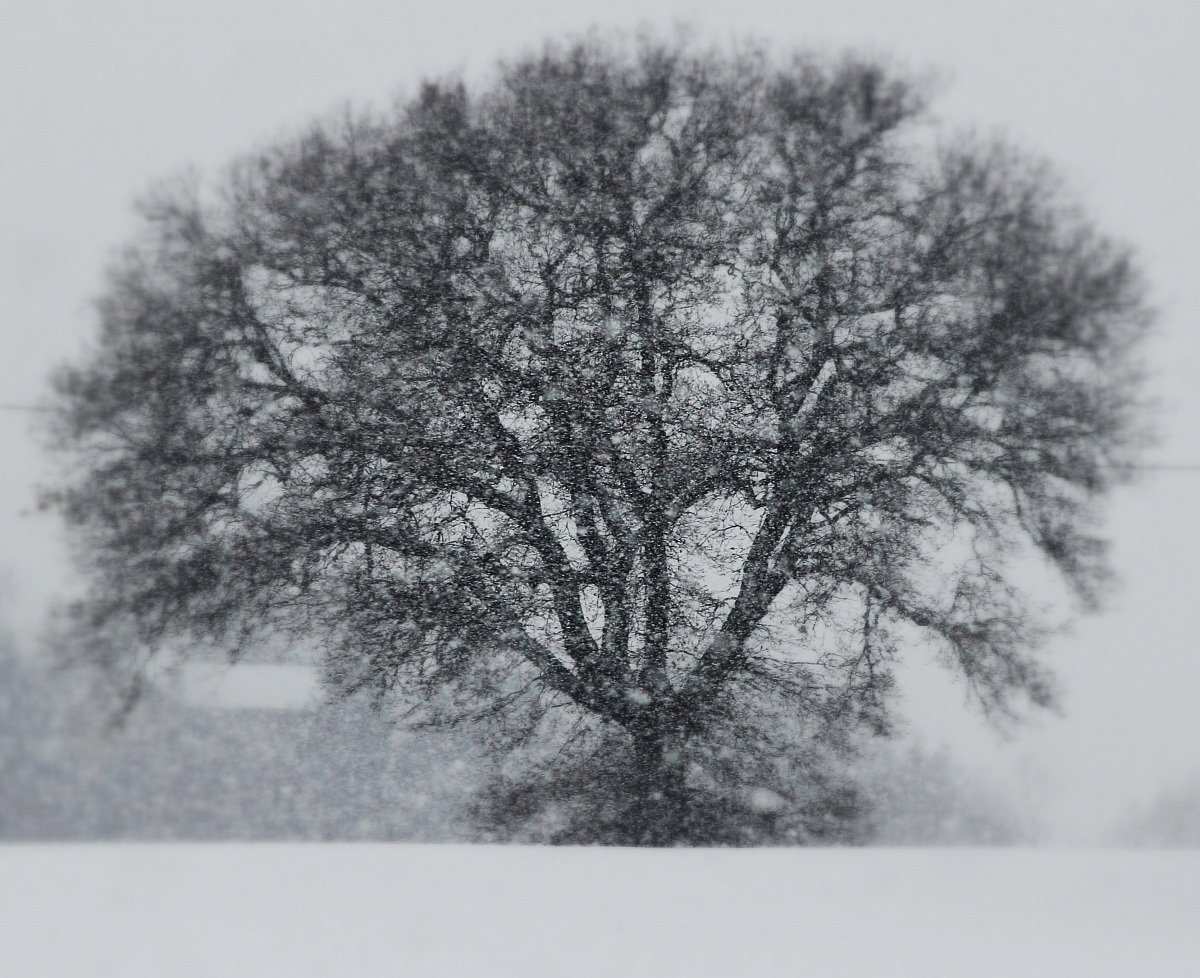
[{"left": 2, "top": 0, "right": 1198, "bottom": 843}]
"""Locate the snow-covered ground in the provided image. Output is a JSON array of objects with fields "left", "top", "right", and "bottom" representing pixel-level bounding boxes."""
[{"left": 2, "top": 845, "right": 1197, "bottom": 978}]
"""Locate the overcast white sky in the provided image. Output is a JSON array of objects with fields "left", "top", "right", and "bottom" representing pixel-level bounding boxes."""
[{"left": 2, "top": 0, "right": 1198, "bottom": 841}]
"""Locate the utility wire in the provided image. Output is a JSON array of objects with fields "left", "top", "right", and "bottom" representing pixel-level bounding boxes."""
[
  {"left": 4, "top": 402, "right": 1200, "bottom": 469},
  {"left": 1104, "top": 464, "right": 1200, "bottom": 472}
]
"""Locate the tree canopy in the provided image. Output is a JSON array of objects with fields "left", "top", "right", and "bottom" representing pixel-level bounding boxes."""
[{"left": 54, "top": 36, "right": 1150, "bottom": 843}]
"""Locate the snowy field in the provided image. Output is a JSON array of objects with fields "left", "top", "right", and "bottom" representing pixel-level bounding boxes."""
[{"left": 2, "top": 846, "right": 1197, "bottom": 978}]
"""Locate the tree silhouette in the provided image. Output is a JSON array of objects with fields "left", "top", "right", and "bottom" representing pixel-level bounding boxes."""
[{"left": 54, "top": 36, "right": 1150, "bottom": 843}]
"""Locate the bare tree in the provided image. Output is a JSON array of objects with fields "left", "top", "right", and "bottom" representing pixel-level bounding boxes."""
[{"left": 53, "top": 35, "right": 1150, "bottom": 844}]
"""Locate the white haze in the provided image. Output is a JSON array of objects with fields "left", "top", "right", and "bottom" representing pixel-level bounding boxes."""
[{"left": 0, "top": 650, "right": 1125, "bottom": 846}]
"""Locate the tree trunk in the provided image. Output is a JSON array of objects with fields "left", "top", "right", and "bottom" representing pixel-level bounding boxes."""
[{"left": 627, "top": 728, "right": 688, "bottom": 846}]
